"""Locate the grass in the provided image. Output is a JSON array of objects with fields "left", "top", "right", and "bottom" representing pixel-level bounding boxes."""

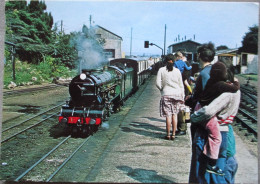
[
  {"left": 3, "top": 57, "right": 77, "bottom": 89},
  {"left": 237, "top": 74, "right": 258, "bottom": 81}
]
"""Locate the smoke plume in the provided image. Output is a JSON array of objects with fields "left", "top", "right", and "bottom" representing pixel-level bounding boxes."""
[{"left": 71, "top": 26, "right": 108, "bottom": 73}]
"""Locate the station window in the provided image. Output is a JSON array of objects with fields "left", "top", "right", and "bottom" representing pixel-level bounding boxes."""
[
  {"left": 96, "top": 34, "right": 101, "bottom": 38},
  {"left": 104, "top": 49, "right": 115, "bottom": 58},
  {"left": 242, "top": 54, "right": 247, "bottom": 66}
]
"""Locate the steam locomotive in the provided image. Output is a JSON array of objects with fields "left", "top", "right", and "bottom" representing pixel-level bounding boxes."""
[{"left": 58, "top": 57, "right": 160, "bottom": 135}]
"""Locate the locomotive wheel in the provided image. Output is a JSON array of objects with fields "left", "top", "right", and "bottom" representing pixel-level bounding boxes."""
[
  {"left": 82, "top": 127, "right": 89, "bottom": 137},
  {"left": 71, "top": 127, "right": 78, "bottom": 137},
  {"left": 116, "top": 106, "right": 121, "bottom": 112},
  {"left": 112, "top": 96, "right": 121, "bottom": 113},
  {"left": 105, "top": 110, "right": 110, "bottom": 119},
  {"left": 93, "top": 125, "right": 99, "bottom": 132},
  {"left": 65, "top": 126, "right": 73, "bottom": 135},
  {"left": 113, "top": 103, "right": 121, "bottom": 113}
]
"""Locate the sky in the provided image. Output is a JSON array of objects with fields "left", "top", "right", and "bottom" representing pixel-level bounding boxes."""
[{"left": 43, "top": 0, "right": 259, "bottom": 56}]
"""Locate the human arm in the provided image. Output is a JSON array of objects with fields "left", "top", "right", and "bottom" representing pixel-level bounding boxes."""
[
  {"left": 191, "top": 92, "right": 232, "bottom": 123},
  {"left": 217, "top": 81, "right": 240, "bottom": 93},
  {"left": 178, "top": 71, "right": 185, "bottom": 100},
  {"left": 191, "top": 75, "right": 202, "bottom": 102},
  {"left": 184, "top": 63, "right": 192, "bottom": 71},
  {"left": 156, "top": 69, "right": 162, "bottom": 90},
  {"left": 184, "top": 79, "right": 192, "bottom": 94}
]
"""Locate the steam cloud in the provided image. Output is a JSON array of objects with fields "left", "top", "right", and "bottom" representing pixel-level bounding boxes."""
[{"left": 71, "top": 26, "right": 108, "bottom": 73}]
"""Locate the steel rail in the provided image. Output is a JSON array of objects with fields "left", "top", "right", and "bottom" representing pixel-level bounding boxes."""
[
  {"left": 240, "top": 85, "right": 257, "bottom": 96},
  {"left": 3, "top": 84, "right": 60, "bottom": 96},
  {"left": 14, "top": 136, "right": 71, "bottom": 181},
  {"left": 235, "top": 115, "right": 257, "bottom": 136},
  {"left": 3, "top": 103, "right": 64, "bottom": 132},
  {"left": 46, "top": 136, "right": 91, "bottom": 181},
  {"left": 1, "top": 112, "right": 59, "bottom": 143},
  {"left": 240, "top": 86, "right": 257, "bottom": 98},
  {"left": 238, "top": 109, "right": 257, "bottom": 122}
]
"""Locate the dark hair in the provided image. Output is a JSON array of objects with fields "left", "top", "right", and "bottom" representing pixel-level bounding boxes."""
[
  {"left": 164, "top": 54, "right": 175, "bottom": 62},
  {"left": 219, "top": 58, "right": 235, "bottom": 82},
  {"left": 197, "top": 42, "right": 215, "bottom": 62},
  {"left": 164, "top": 54, "right": 175, "bottom": 71},
  {"left": 210, "top": 61, "right": 227, "bottom": 82},
  {"left": 166, "top": 61, "right": 173, "bottom": 71}
]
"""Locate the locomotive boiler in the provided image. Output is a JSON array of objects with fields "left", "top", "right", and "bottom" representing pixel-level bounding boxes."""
[{"left": 58, "top": 57, "right": 160, "bottom": 136}]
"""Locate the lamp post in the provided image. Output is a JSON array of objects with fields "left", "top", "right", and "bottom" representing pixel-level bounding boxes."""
[
  {"left": 150, "top": 43, "right": 163, "bottom": 56},
  {"left": 5, "top": 41, "right": 16, "bottom": 80}
]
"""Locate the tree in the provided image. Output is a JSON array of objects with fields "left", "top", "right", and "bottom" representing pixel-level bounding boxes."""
[
  {"left": 51, "top": 31, "right": 78, "bottom": 69},
  {"left": 216, "top": 45, "right": 228, "bottom": 50},
  {"left": 5, "top": 0, "right": 54, "bottom": 63},
  {"left": 239, "top": 25, "right": 258, "bottom": 54}
]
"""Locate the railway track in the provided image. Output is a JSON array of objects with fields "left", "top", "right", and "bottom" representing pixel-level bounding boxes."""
[
  {"left": 1, "top": 103, "right": 64, "bottom": 143},
  {"left": 14, "top": 135, "right": 91, "bottom": 182},
  {"left": 3, "top": 83, "right": 68, "bottom": 97},
  {"left": 235, "top": 84, "right": 258, "bottom": 142}
]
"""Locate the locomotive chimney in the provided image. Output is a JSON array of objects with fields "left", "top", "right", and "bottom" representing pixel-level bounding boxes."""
[
  {"left": 82, "top": 69, "right": 91, "bottom": 75},
  {"left": 103, "top": 65, "right": 108, "bottom": 71}
]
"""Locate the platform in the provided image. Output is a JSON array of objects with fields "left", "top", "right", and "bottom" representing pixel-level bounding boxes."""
[{"left": 84, "top": 75, "right": 258, "bottom": 183}]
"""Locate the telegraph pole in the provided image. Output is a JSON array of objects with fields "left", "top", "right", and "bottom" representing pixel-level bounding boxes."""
[
  {"left": 164, "top": 24, "right": 166, "bottom": 56},
  {"left": 61, "top": 20, "right": 63, "bottom": 33},
  {"left": 89, "top": 15, "right": 92, "bottom": 27},
  {"left": 130, "top": 27, "right": 133, "bottom": 57}
]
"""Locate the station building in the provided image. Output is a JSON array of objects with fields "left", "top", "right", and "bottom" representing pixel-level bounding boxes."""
[
  {"left": 167, "top": 40, "right": 201, "bottom": 62},
  {"left": 240, "top": 52, "right": 258, "bottom": 74},
  {"left": 94, "top": 25, "right": 123, "bottom": 60},
  {"left": 213, "top": 48, "right": 258, "bottom": 74}
]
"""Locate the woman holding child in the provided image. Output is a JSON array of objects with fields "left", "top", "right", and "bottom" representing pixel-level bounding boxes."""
[{"left": 188, "top": 50, "right": 240, "bottom": 183}]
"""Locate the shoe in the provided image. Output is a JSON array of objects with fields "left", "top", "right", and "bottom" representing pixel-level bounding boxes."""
[
  {"left": 165, "top": 135, "right": 171, "bottom": 140},
  {"left": 176, "top": 131, "right": 186, "bottom": 136},
  {"left": 206, "top": 165, "right": 225, "bottom": 176},
  {"left": 171, "top": 135, "right": 175, "bottom": 140}
]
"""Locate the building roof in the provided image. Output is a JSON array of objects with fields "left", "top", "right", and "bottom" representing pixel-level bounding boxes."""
[
  {"left": 168, "top": 40, "right": 201, "bottom": 47},
  {"left": 96, "top": 25, "right": 123, "bottom": 40},
  {"left": 215, "top": 48, "right": 239, "bottom": 56}
]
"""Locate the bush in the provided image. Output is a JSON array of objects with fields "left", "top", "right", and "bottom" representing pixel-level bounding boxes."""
[
  {"left": 3, "top": 57, "right": 76, "bottom": 89},
  {"left": 237, "top": 74, "right": 258, "bottom": 81}
]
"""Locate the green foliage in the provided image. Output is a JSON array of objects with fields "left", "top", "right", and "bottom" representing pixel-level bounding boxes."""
[
  {"left": 5, "top": 1, "right": 105, "bottom": 71},
  {"left": 5, "top": 0, "right": 53, "bottom": 63},
  {"left": 3, "top": 58, "right": 76, "bottom": 89},
  {"left": 237, "top": 74, "right": 258, "bottom": 81},
  {"left": 51, "top": 32, "right": 78, "bottom": 69},
  {"left": 239, "top": 25, "right": 258, "bottom": 54},
  {"left": 217, "top": 45, "right": 229, "bottom": 50}
]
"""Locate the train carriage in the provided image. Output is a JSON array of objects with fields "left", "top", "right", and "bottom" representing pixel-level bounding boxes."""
[{"left": 110, "top": 57, "right": 152, "bottom": 92}]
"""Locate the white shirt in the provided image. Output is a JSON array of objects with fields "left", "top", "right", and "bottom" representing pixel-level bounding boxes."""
[{"left": 156, "top": 66, "right": 184, "bottom": 100}]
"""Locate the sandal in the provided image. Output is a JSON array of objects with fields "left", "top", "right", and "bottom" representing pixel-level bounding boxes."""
[
  {"left": 171, "top": 135, "right": 175, "bottom": 140},
  {"left": 165, "top": 135, "right": 171, "bottom": 140}
]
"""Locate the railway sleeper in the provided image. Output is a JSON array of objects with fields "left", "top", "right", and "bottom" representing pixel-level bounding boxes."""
[
  {"left": 239, "top": 127, "right": 247, "bottom": 131},
  {"left": 245, "top": 132, "right": 254, "bottom": 136},
  {"left": 234, "top": 123, "right": 241, "bottom": 127}
]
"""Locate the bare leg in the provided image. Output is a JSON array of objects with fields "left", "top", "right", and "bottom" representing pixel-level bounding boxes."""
[
  {"left": 166, "top": 116, "right": 172, "bottom": 137},
  {"left": 171, "top": 114, "right": 178, "bottom": 138}
]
